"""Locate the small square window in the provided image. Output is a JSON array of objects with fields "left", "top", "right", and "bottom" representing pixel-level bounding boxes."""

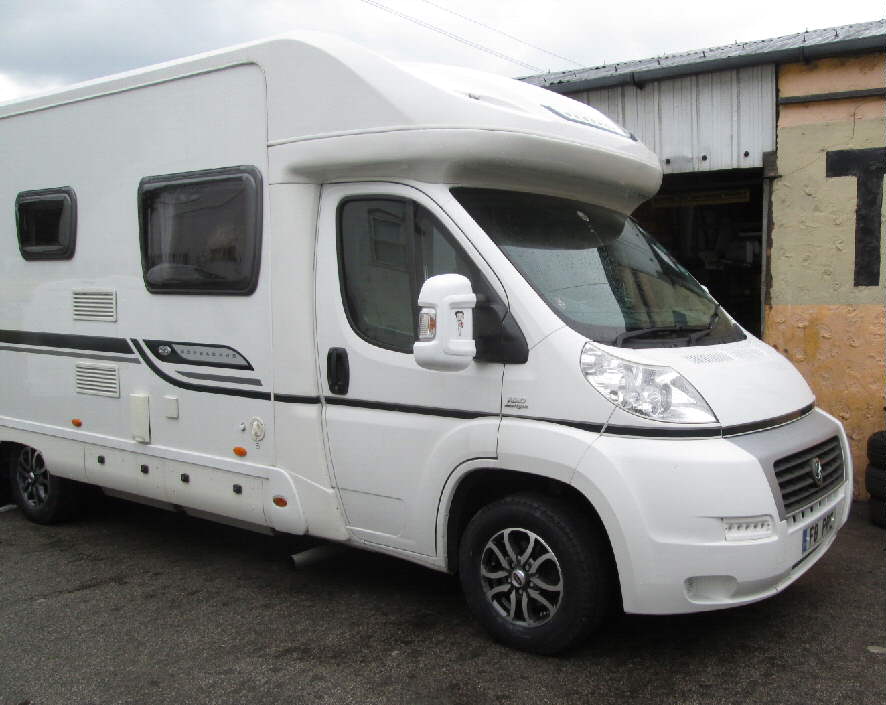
[
  {"left": 138, "top": 166, "right": 262, "bottom": 295},
  {"left": 15, "top": 187, "right": 77, "bottom": 260}
]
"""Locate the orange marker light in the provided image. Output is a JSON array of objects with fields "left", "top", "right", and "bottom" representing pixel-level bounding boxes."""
[
  {"left": 233, "top": 446, "right": 247, "bottom": 457},
  {"left": 71, "top": 419, "right": 83, "bottom": 427},
  {"left": 272, "top": 496, "right": 288, "bottom": 508}
]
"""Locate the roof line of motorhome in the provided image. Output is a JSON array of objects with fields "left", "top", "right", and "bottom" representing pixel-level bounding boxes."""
[
  {"left": 0, "top": 61, "right": 261, "bottom": 120},
  {"left": 521, "top": 19, "right": 886, "bottom": 93}
]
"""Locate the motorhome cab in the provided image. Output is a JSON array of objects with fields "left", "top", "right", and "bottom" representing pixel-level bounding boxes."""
[{"left": 0, "top": 35, "right": 852, "bottom": 653}]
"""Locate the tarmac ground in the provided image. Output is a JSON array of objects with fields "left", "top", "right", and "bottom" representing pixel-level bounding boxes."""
[{"left": 0, "top": 496, "right": 884, "bottom": 705}]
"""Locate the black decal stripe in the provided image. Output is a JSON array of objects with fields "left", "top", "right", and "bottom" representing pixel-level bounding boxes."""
[
  {"left": 0, "top": 343, "right": 140, "bottom": 364},
  {"left": 324, "top": 396, "right": 491, "bottom": 420},
  {"left": 502, "top": 413, "right": 604, "bottom": 434},
  {"left": 722, "top": 403, "right": 815, "bottom": 437},
  {"left": 132, "top": 339, "right": 272, "bottom": 400},
  {"left": 0, "top": 329, "right": 133, "bottom": 355},
  {"left": 177, "top": 370, "right": 263, "bottom": 386},
  {"left": 144, "top": 339, "right": 254, "bottom": 371},
  {"left": 274, "top": 394, "right": 322, "bottom": 404},
  {"left": 136, "top": 339, "right": 319, "bottom": 404}
]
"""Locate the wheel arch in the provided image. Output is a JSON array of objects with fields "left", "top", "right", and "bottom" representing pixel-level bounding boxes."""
[{"left": 441, "top": 466, "right": 618, "bottom": 592}]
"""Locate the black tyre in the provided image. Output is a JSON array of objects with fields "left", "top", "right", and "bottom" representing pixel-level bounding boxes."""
[
  {"left": 8, "top": 446, "right": 79, "bottom": 524},
  {"left": 870, "top": 497, "right": 886, "bottom": 529},
  {"left": 458, "top": 493, "right": 615, "bottom": 655},
  {"left": 866, "top": 465, "right": 886, "bottom": 501},
  {"left": 867, "top": 431, "right": 886, "bottom": 469},
  {"left": 0, "top": 450, "right": 11, "bottom": 507}
]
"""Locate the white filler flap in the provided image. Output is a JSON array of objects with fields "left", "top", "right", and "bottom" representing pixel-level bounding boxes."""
[{"left": 129, "top": 393, "right": 151, "bottom": 444}]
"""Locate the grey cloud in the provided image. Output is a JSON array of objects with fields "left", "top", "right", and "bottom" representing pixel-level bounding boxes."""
[{"left": 0, "top": 0, "right": 269, "bottom": 85}]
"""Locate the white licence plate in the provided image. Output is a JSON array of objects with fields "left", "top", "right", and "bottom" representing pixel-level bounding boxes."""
[{"left": 802, "top": 510, "right": 835, "bottom": 555}]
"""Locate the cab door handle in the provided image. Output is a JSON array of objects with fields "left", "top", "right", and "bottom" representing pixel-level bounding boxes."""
[{"left": 327, "top": 347, "right": 350, "bottom": 395}]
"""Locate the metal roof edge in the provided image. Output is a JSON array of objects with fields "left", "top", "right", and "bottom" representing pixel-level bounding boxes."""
[{"left": 529, "top": 30, "right": 885, "bottom": 94}]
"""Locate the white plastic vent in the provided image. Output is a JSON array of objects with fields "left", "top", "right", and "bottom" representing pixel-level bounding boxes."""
[
  {"left": 75, "top": 363, "right": 120, "bottom": 398},
  {"left": 683, "top": 351, "right": 734, "bottom": 365},
  {"left": 72, "top": 289, "right": 117, "bottom": 322}
]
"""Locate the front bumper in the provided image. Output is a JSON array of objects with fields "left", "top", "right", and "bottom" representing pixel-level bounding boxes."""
[{"left": 572, "top": 408, "right": 852, "bottom": 614}]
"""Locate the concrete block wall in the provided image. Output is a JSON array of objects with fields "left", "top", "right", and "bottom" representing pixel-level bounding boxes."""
[{"left": 766, "top": 53, "right": 885, "bottom": 496}]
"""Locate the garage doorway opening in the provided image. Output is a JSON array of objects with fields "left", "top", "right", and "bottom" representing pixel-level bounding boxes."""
[{"left": 633, "top": 168, "right": 765, "bottom": 337}]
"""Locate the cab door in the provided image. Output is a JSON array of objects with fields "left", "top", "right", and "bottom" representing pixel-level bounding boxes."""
[{"left": 315, "top": 183, "right": 505, "bottom": 556}]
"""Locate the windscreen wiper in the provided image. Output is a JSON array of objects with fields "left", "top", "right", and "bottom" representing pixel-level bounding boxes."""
[
  {"left": 688, "top": 306, "right": 721, "bottom": 345},
  {"left": 613, "top": 325, "right": 706, "bottom": 347}
]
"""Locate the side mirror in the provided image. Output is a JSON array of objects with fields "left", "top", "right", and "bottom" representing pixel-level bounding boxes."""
[{"left": 413, "top": 274, "right": 477, "bottom": 372}]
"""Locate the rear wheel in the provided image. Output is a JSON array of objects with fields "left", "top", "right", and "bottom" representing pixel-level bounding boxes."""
[
  {"left": 8, "top": 446, "right": 79, "bottom": 524},
  {"left": 0, "top": 447, "right": 11, "bottom": 507},
  {"left": 458, "top": 493, "right": 615, "bottom": 654}
]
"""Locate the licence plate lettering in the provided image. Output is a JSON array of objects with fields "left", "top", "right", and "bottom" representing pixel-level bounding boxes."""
[{"left": 802, "top": 510, "right": 835, "bottom": 555}]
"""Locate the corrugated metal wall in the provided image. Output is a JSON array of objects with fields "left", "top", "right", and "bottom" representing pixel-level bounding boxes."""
[{"left": 566, "top": 65, "right": 776, "bottom": 173}]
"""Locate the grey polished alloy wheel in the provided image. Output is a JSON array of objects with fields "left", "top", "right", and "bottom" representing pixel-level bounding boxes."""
[
  {"left": 15, "top": 447, "right": 50, "bottom": 509},
  {"left": 8, "top": 445, "right": 80, "bottom": 524},
  {"left": 459, "top": 492, "right": 616, "bottom": 654},
  {"left": 480, "top": 528, "right": 564, "bottom": 626}
]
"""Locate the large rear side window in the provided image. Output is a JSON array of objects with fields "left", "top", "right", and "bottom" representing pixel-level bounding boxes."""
[{"left": 138, "top": 166, "right": 262, "bottom": 295}]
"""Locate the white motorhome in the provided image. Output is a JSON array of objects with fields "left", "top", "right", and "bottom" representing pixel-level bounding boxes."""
[{"left": 0, "top": 35, "right": 852, "bottom": 653}]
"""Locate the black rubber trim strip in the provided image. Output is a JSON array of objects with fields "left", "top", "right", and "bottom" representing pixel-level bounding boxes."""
[
  {"left": 791, "top": 539, "right": 826, "bottom": 570},
  {"left": 600, "top": 403, "right": 816, "bottom": 439},
  {"left": 721, "top": 403, "right": 815, "bottom": 437},
  {"left": 324, "top": 396, "right": 491, "bottom": 420},
  {"left": 0, "top": 329, "right": 133, "bottom": 355},
  {"left": 603, "top": 424, "right": 723, "bottom": 438}
]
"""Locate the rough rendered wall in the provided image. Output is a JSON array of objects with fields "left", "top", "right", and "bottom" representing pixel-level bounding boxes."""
[{"left": 767, "top": 53, "right": 886, "bottom": 497}]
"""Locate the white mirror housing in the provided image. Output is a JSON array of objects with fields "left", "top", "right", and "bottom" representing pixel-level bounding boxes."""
[{"left": 413, "top": 274, "right": 477, "bottom": 371}]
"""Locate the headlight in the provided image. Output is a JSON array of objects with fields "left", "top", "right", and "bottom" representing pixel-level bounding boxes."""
[{"left": 580, "top": 342, "right": 718, "bottom": 424}]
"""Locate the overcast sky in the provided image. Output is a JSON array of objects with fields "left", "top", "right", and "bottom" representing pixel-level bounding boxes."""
[{"left": 0, "top": 0, "right": 883, "bottom": 102}]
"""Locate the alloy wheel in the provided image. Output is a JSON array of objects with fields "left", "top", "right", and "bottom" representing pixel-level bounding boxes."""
[
  {"left": 15, "top": 447, "right": 50, "bottom": 508},
  {"left": 479, "top": 527, "right": 564, "bottom": 626}
]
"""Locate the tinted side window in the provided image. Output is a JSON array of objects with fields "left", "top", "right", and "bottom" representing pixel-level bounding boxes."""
[
  {"left": 16, "top": 187, "right": 77, "bottom": 260},
  {"left": 339, "top": 198, "right": 498, "bottom": 354},
  {"left": 138, "top": 166, "right": 262, "bottom": 295},
  {"left": 339, "top": 199, "right": 416, "bottom": 352}
]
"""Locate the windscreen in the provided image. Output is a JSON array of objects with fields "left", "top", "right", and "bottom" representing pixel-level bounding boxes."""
[{"left": 451, "top": 188, "right": 745, "bottom": 347}]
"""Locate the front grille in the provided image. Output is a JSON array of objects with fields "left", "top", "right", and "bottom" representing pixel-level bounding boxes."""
[{"left": 774, "top": 436, "right": 844, "bottom": 516}]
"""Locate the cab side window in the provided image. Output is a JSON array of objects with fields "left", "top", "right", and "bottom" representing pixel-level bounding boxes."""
[
  {"left": 339, "top": 199, "right": 416, "bottom": 352},
  {"left": 338, "top": 198, "right": 494, "bottom": 354}
]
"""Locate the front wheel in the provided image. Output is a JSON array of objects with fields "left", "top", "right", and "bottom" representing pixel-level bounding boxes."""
[
  {"left": 459, "top": 493, "right": 615, "bottom": 654},
  {"left": 9, "top": 446, "right": 79, "bottom": 524}
]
